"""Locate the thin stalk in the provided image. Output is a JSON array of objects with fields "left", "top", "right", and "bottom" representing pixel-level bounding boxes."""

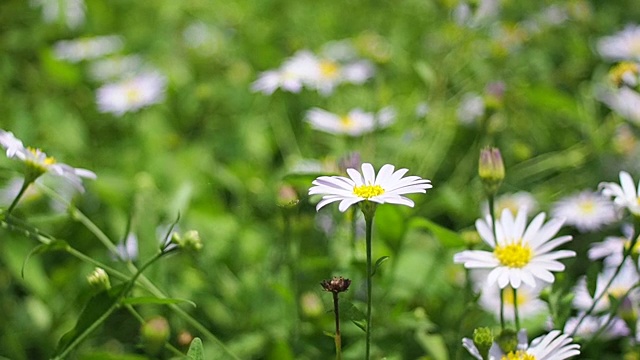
[
  {"left": 364, "top": 210, "right": 374, "bottom": 360},
  {"left": 6, "top": 178, "right": 31, "bottom": 215},
  {"left": 488, "top": 195, "right": 504, "bottom": 331},
  {"left": 500, "top": 288, "right": 505, "bottom": 331},
  {"left": 512, "top": 287, "right": 520, "bottom": 331},
  {"left": 333, "top": 292, "right": 342, "bottom": 360}
]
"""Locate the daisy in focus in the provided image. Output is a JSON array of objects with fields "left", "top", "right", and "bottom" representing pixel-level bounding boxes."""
[
  {"left": 305, "top": 107, "right": 395, "bottom": 136},
  {"left": 597, "top": 25, "right": 640, "bottom": 62},
  {"left": 96, "top": 71, "right": 167, "bottom": 116},
  {"left": 0, "top": 129, "right": 96, "bottom": 192},
  {"left": 454, "top": 208, "right": 575, "bottom": 289},
  {"left": 462, "top": 329, "right": 580, "bottom": 360},
  {"left": 53, "top": 35, "right": 124, "bottom": 63},
  {"left": 308, "top": 162, "right": 432, "bottom": 212},
  {"left": 599, "top": 171, "right": 640, "bottom": 216},
  {"left": 551, "top": 191, "right": 618, "bottom": 232}
]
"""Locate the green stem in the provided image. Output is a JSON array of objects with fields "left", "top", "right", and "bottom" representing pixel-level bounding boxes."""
[
  {"left": 333, "top": 292, "right": 342, "bottom": 360},
  {"left": 364, "top": 208, "right": 374, "bottom": 360},
  {"left": 499, "top": 288, "right": 505, "bottom": 331},
  {"left": 512, "top": 287, "right": 520, "bottom": 331},
  {"left": 488, "top": 195, "right": 505, "bottom": 331},
  {"left": 6, "top": 178, "right": 32, "bottom": 215}
]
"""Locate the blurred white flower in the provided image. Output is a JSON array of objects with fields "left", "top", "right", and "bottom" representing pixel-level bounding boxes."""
[
  {"left": 564, "top": 313, "right": 629, "bottom": 340},
  {"left": 599, "top": 170, "right": 640, "bottom": 216},
  {"left": 96, "top": 71, "right": 167, "bottom": 116},
  {"left": 183, "top": 21, "right": 223, "bottom": 56},
  {"left": 588, "top": 234, "right": 631, "bottom": 267},
  {"left": 573, "top": 260, "right": 640, "bottom": 312},
  {"left": 597, "top": 86, "right": 640, "bottom": 124},
  {"left": 454, "top": 208, "right": 575, "bottom": 289},
  {"left": 457, "top": 92, "right": 485, "bottom": 124},
  {"left": 305, "top": 107, "right": 395, "bottom": 136},
  {"left": 415, "top": 102, "right": 430, "bottom": 118},
  {"left": 551, "top": 191, "right": 618, "bottom": 232},
  {"left": 53, "top": 35, "right": 124, "bottom": 63},
  {"left": 474, "top": 270, "right": 548, "bottom": 321},
  {"left": 453, "top": 0, "right": 500, "bottom": 27},
  {"left": 88, "top": 55, "right": 145, "bottom": 82},
  {"left": 115, "top": 233, "right": 138, "bottom": 262},
  {"left": 30, "top": 0, "right": 85, "bottom": 29},
  {"left": 0, "top": 129, "right": 96, "bottom": 192},
  {"left": 597, "top": 25, "right": 640, "bottom": 62},
  {"left": 481, "top": 191, "right": 538, "bottom": 218}
]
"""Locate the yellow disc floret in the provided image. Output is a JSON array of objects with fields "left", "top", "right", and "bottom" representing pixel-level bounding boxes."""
[
  {"left": 353, "top": 184, "right": 384, "bottom": 199},
  {"left": 502, "top": 350, "right": 535, "bottom": 360},
  {"left": 494, "top": 241, "right": 532, "bottom": 268},
  {"left": 320, "top": 60, "right": 339, "bottom": 79},
  {"left": 340, "top": 115, "right": 354, "bottom": 129}
]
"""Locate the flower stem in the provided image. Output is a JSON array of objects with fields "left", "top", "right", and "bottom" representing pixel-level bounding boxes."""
[
  {"left": 6, "top": 178, "right": 32, "bottom": 215},
  {"left": 362, "top": 205, "right": 376, "bottom": 360},
  {"left": 499, "top": 288, "right": 505, "bottom": 331},
  {"left": 488, "top": 195, "right": 505, "bottom": 331},
  {"left": 512, "top": 287, "right": 520, "bottom": 331},
  {"left": 333, "top": 291, "right": 342, "bottom": 360}
]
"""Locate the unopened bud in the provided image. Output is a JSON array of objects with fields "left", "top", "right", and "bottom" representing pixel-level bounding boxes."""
[
  {"left": 87, "top": 267, "right": 110, "bottom": 290},
  {"left": 171, "top": 230, "right": 203, "bottom": 252},
  {"left": 496, "top": 328, "right": 518, "bottom": 354},
  {"left": 141, "top": 316, "right": 170, "bottom": 355},
  {"left": 479, "top": 147, "right": 505, "bottom": 195},
  {"left": 472, "top": 327, "right": 493, "bottom": 359}
]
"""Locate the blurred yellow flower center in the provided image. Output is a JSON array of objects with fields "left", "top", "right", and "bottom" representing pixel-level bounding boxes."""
[
  {"left": 320, "top": 60, "right": 339, "bottom": 79},
  {"left": 610, "top": 62, "right": 639, "bottom": 86},
  {"left": 27, "top": 147, "right": 56, "bottom": 167},
  {"left": 502, "top": 287, "right": 526, "bottom": 306},
  {"left": 502, "top": 350, "right": 535, "bottom": 360},
  {"left": 494, "top": 241, "right": 532, "bottom": 268},
  {"left": 340, "top": 115, "right": 354, "bottom": 128},
  {"left": 608, "top": 286, "right": 628, "bottom": 299},
  {"left": 126, "top": 86, "right": 142, "bottom": 103},
  {"left": 578, "top": 199, "right": 595, "bottom": 214},
  {"left": 353, "top": 184, "right": 384, "bottom": 199}
]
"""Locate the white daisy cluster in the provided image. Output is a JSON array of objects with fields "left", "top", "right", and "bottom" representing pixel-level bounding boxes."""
[
  {"left": 305, "top": 107, "right": 395, "bottom": 136},
  {"left": 51, "top": 34, "right": 167, "bottom": 117},
  {"left": 595, "top": 25, "right": 640, "bottom": 125},
  {"left": 251, "top": 41, "right": 374, "bottom": 96}
]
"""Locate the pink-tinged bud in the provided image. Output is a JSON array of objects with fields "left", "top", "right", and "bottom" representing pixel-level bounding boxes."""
[
  {"left": 141, "top": 316, "right": 170, "bottom": 355},
  {"left": 479, "top": 147, "right": 505, "bottom": 195}
]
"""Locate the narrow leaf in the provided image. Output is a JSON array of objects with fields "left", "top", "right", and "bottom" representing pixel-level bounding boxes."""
[
  {"left": 586, "top": 263, "right": 601, "bottom": 299},
  {"left": 187, "top": 337, "right": 204, "bottom": 360},
  {"left": 21, "top": 240, "right": 70, "bottom": 278},
  {"left": 409, "top": 217, "right": 465, "bottom": 248},
  {"left": 370, "top": 256, "right": 390, "bottom": 277}
]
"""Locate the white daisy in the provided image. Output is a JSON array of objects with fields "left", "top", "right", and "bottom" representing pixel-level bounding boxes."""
[
  {"left": 588, "top": 225, "right": 634, "bottom": 266},
  {"left": 308, "top": 163, "right": 432, "bottom": 212},
  {"left": 457, "top": 92, "right": 485, "bottom": 125},
  {"left": 564, "top": 313, "right": 629, "bottom": 340},
  {"left": 305, "top": 107, "right": 394, "bottom": 136},
  {"left": 596, "top": 86, "right": 640, "bottom": 124},
  {"left": 597, "top": 25, "right": 640, "bottom": 62},
  {"left": 454, "top": 208, "right": 576, "bottom": 289},
  {"left": 491, "top": 330, "right": 580, "bottom": 360},
  {"left": 573, "top": 259, "right": 640, "bottom": 312},
  {"left": 474, "top": 271, "right": 549, "bottom": 321},
  {"left": 53, "top": 35, "right": 123, "bottom": 63},
  {"left": 482, "top": 192, "right": 539, "bottom": 218},
  {"left": 599, "top": 170, "right": 640, "bottom": 216},
  {"left": 0, "top": 130, "right": 96, "bottom": 192},
  {"left": 96, "top": 71, "right": 167, "bottom": 116},
  {"left": 251, "top": 51, "right": 319, "bottom": 95},
  {"left": 551, "top": 191, "right": 618, "bottom": 232}
]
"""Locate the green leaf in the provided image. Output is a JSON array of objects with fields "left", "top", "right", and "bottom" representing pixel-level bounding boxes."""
[
  {"left": 121, "top": 296, "right": 196, "bottom": 307},
  {"left": 415, "top": 330, "right": 449, "bottom": 360},
  {"left": 21, "top": 240, "right": 70, "bottom": 278},
  {"left": 370, "top": 256, "right": 390, "bottom": 277},
  {"left": 586, "top": 262, "right": 601, "bottom": 299},
  {"left": 342, "top": 301, "right": 366, "bottom": 333},
  {"left": 187, "top": 337, "right": 204, "bottom": 360},
  {"left": 53, "top": 284, "right": 127, "bottom": 358},
  {"left": 409, "top": 217, "right": 465, "bottom": 248}
]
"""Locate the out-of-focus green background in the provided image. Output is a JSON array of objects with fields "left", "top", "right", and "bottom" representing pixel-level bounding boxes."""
[{"left": 2, "top": 0, "right": 640, "bottom": 358}]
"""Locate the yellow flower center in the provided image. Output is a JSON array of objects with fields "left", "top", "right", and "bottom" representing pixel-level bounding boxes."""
[
  {"left": 578, "top": 199, "right": 595, "bottom": 214},
  {"left": 502, "top": 350, "right": 535, "bottom": 360},
  {"left": 353, "top": 184, "right": 384, "bottom": 199},
  {"left": 494, "top": 241, "right": 532, "bottom": 268},
  {"left": 502, "top": 287, "right": 527, "bottom": 306},
  {"left": 26, "top": 147, "right": 56, "bottom": 167},
  {"left": 610, "top": 61, "right": 639, "bottom": 86},
  {"left": 319, "top": 59, "right": 339, "bottom": 79},
  {"left": 340, "top": 115, "right": 354, "bottom": 129},
  {"left": 126, "top": 86, "right": 142, "bottom": 103}
]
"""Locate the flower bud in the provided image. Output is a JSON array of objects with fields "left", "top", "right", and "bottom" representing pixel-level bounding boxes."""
[
  {"left": 496, "top": 328, "right": 518, "bottom": 354},
  {"left": 87, "top": 267, "right": 110, "bottom": 290},
  {"left": 171, "top": 230, "right": 203, "bottom": 252},
  {"left": 141, "top": 316, "right": 170, "bottom": 355},
  {"left": 321, "top": 276, "right": 352, "bottom": 294},
  {"left": 472, "top": 327, "right": 493, "bottom": 359},
  {"left": 479, "top": 147, "right": 505, "bottom": 195},
  {"left": 277, "top": 184, "right": 299, "bottom": 208}
]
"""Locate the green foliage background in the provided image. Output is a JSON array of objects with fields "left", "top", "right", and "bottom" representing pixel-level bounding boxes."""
[{"left": 2, "top": 0, "right": 640, "bottom": 359}]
